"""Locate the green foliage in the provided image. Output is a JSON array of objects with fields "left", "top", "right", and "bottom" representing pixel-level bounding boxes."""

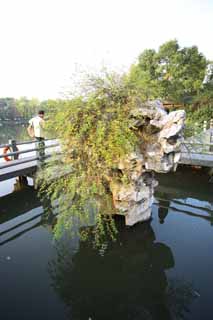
[
  {"left": 16, "top": 97, "right": 40, "bottom": 118},
  {"left": 186, "top": 104, "right": 213, "bottom": 130},
  {"left": 38, "top": 40, "right": 212, "bottom": 243},
  {"left": 39, "top": 73, "right": 139, "bottom": 246},
  {"left": 129, "top": 39, "right": 209, "bottom": 104},
  {"left": 0, "top": 98, "right": 18, "bottom": 120},
  {"left": 127, "top": 49, "right": 160, "bottom": 99},
  {"left": 0, "top": 96, "right": 63, "bottom": 121},
  {"left": 192, "top": 81, "right": 213, "bottom": 108}
]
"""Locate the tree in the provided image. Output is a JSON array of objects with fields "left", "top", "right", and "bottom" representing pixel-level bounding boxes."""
[
  {"left": 16, "top": 97, "right": 31, "bottom": 119},
  {"left": 129, "top": 40, "right": 208, "bottom": 104},
  {"left": 128, "top": 49, "right": 160, "bottom": 99},
  {"left": 16, "top": 97, "right": 40, "bottom": 119},
  {"left": 0, "top": 97, "right": 18, "bottom": 120}
]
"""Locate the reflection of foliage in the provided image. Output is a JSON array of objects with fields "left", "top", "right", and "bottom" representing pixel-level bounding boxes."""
[
  {"left": 167, "top": 278, "right": 199, "bottom": 320},
  {"left": 38, "top": 170, "right": 118, "bottom": 248},
  {"left": 0, "top": 124, "right": 29, "bottom": 144},
  {"left": 48, "top": 220, "right": 197, "bottom": 320},
  {"left": 80, "top": 214, "right": 118, "bottom": 249}
]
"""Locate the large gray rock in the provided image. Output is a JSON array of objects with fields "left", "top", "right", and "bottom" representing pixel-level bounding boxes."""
[{"left": 110, "top": 100, "right": 185, "bottom": 225}]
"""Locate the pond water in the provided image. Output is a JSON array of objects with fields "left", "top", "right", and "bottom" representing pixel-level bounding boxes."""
[
  {"left": 0, "top": 123, "right": 29, "bottom": 145},
  {"left": 0, "top": 126, "right": 213, "bottom": 320}
]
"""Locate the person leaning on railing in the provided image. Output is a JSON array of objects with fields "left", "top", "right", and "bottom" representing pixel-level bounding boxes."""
[{"left": 27, "top": 110, "right": 45, "bottom": 160}]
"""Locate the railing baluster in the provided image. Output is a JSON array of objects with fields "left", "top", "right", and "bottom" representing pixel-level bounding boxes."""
[
  {"left": 8, "top": 139, "right": 18, "bottom": 160},
  {"left": 210, "top": 119, "right": 213, "bottom": 152},
  {"left": 194, "top": 122, "right": 199, "bottom": 136}
]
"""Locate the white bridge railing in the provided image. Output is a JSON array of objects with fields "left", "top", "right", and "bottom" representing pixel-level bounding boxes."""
[{"left": 0, "top": 138, "right": 60, "bottom": 170}]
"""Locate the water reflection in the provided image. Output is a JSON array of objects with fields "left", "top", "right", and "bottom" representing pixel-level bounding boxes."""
[
  {"left": 0, "top": 180, "right": 56, "bottom": 246},
  {"left": 0, "top": 172, "right": 204, "bottom": 320},
  {"left": 49, "top": 218, "right": 196, "bottom": 320},
  {"left": 156, "top": 168, "right": 213, "bottom": 205},
  {"left": 0, "top": 180, "right": 39, "bottom": 218},
  {"left": 156, "top": 168, "right": 213, "bottom": 225},
  {"left": 0, "top": 124, "right": 28, "bottom": 145},
  {"left": 158, "top": 199, "right": 170, "bottom": 224}
]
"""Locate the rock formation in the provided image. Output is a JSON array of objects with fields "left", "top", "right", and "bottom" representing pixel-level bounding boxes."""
[{"left": 109, "top": 100, "right": 185, "bottom": 226}]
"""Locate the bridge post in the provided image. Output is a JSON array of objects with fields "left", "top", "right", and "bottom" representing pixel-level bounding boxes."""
[
  {"left": 194, "top": 122, "right": 199, "bottom": 136},
  {"left": 203, "top": 120, "right": 207, "bottom": 132},
  {"left": 36, "top": 139, "right": 45, "bottom": 167},
  {"left": 210, "top": 119, "right": 213, "bottom": 152},
  {"left": 8, "top": 139, "right": 19, "bottom": 160}
]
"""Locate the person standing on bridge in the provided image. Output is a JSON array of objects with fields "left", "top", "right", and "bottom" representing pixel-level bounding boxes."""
[{"left": 28, "top": 110, "right": 45, "bottom": 161}]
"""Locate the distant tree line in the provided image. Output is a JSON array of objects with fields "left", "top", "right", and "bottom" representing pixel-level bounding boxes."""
[{"left": 0, "top": 97, "right": 59, "bottom": 121}]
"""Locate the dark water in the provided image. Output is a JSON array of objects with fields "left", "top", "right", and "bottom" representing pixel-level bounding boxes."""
[{"left": 0, "top": 167, "right": 213, "bottom": 320}]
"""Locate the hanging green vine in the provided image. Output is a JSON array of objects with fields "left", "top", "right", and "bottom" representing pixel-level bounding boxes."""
[{"left": 38, "top": 72, "right": 141, "bottom": 246}]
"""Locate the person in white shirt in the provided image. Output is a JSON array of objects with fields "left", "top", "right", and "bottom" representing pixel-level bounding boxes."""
[{"left": 28, "top": 110, "right": 45, "bottom": 160}]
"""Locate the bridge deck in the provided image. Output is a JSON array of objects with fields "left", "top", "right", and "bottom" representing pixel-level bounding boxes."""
[
  {"left": 0, "top": 158, "right": 38, "bottom": 182},
  {"left": 0, "top": 138, "right": 60, "bottom": 182},
  {"left": 0, "top": 152, "right": 213, "bottom": 182},
  {"left": 180, "top": 152, "right": 213, "bottom": 167},
  {"left": 0, "top": 143, "right": 213, "bottom": 182}
]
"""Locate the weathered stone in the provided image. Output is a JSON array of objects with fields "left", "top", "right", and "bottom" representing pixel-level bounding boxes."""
[
  {"left": 126, "top": 206, "right": 152, "bottom": 226},
  {"left": 118, "top": 152, "right": 144, "bottom": 181},
  {"left": 109, "top": 100, "right": 185, "bottom": 226}
]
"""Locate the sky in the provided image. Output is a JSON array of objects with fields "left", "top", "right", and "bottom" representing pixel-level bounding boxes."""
[{"left": 0, "top": 0, "right": 212, "bottom": 100}]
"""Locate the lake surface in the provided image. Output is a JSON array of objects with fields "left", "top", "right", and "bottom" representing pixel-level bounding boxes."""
[
  {"left": 0, "top": 126, "right": 213, "bottom": 320},
  {"left": 0, "top": 123, "right": 29, "bottom": 145}
]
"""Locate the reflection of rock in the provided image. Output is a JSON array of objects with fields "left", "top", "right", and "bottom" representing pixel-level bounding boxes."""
[
  {"left": 158, "top": 199, "right": 170, "bottom": 224},
  {"left": 49, "top": 219, "right": 175, "bottom": 320},
  {"left": 49, "top": 219, "right": 198, "bottom": 320},
  {"left": 110, "top": 101, "right": 185, "bottom": 225}
]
